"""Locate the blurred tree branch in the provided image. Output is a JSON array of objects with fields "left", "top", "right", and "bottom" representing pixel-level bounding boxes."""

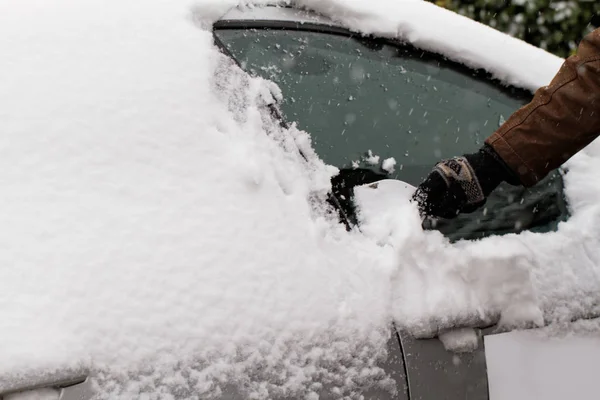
[{"left": 429, "top": 0, "right": 599, "bottom": 58}]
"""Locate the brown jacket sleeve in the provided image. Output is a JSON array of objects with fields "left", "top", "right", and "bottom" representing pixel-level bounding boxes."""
[{"left": 485, "top": 28, "right": 600, "bottom": 187}]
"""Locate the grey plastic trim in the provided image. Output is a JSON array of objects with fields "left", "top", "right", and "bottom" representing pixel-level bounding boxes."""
[{"left": 1, "top": 373, "right": 90, "bottom": 399}]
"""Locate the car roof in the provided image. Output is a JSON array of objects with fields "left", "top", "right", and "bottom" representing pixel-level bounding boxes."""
[{"left": 216, "top": 2, "right": 564, "bottom": 92}]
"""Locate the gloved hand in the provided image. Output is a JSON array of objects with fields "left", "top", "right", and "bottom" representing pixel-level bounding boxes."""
[{"left": 412, "top": 144, "right": 519, "bottom": 219}]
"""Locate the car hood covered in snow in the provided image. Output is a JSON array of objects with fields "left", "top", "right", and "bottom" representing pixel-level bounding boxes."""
[{"left": 2, "top": 0, "right": 600, "bottom": 399}]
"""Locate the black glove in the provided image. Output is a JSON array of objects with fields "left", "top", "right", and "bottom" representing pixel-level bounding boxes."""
[{"left": 412, "top": 145, "right": 518, "bottom": 219}]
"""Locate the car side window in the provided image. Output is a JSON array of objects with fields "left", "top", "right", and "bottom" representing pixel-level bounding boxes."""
[{"left": 214, "top": 26, "right": 568, "bottom": 240}]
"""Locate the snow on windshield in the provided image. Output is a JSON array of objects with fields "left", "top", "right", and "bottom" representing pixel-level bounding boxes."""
[{"left": 2, "top": 0, "right": 600, "bottom": 399}]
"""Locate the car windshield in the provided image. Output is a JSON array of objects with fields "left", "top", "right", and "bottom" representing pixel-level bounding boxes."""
[{"left": 214, "top": 26, "right": 568, "bottom": 240}]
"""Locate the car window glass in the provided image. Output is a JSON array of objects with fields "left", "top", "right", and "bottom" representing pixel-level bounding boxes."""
[{"left": 214, "top": 27, "right": 568, "bottom": 240}]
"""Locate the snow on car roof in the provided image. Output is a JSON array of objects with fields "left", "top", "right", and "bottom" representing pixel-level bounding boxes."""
[{"left": 217, "top": 1, "right": 564, "bottom": 92}]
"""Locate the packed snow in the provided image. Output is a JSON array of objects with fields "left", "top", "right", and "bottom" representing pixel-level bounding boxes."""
[
  {"left": 2, "top": 0, "right": 600, "bottom": 399},
  {"left": 381, "top": 158, "right": 397, "bottom": 174},
  {"left": 438, "top": 328, "right": 479, "bottom": 353}
]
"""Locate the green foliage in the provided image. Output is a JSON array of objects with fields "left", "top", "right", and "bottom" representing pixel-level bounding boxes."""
[{"left": 431, "top": 0, "right": 600, "bottom": 58}]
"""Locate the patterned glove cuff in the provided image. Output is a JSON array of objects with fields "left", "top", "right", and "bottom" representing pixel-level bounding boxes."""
[{"left": 433, "top": 157, "right": 485, "bottom": 206}]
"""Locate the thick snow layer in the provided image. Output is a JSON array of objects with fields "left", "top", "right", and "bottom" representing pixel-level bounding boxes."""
[
  {"left": 214, "top": 0, "right": 565, "bottom": 91},
  {"left": 3, "top": 0, "right": 600, "bottom": 398},
  {"left": 0, "top": 0, "right": 394, "bottom": 398}
]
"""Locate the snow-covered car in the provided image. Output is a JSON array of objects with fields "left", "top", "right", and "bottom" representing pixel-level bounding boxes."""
[{"left": 3, "top": 1, "right": 600, "bottom": 400}]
